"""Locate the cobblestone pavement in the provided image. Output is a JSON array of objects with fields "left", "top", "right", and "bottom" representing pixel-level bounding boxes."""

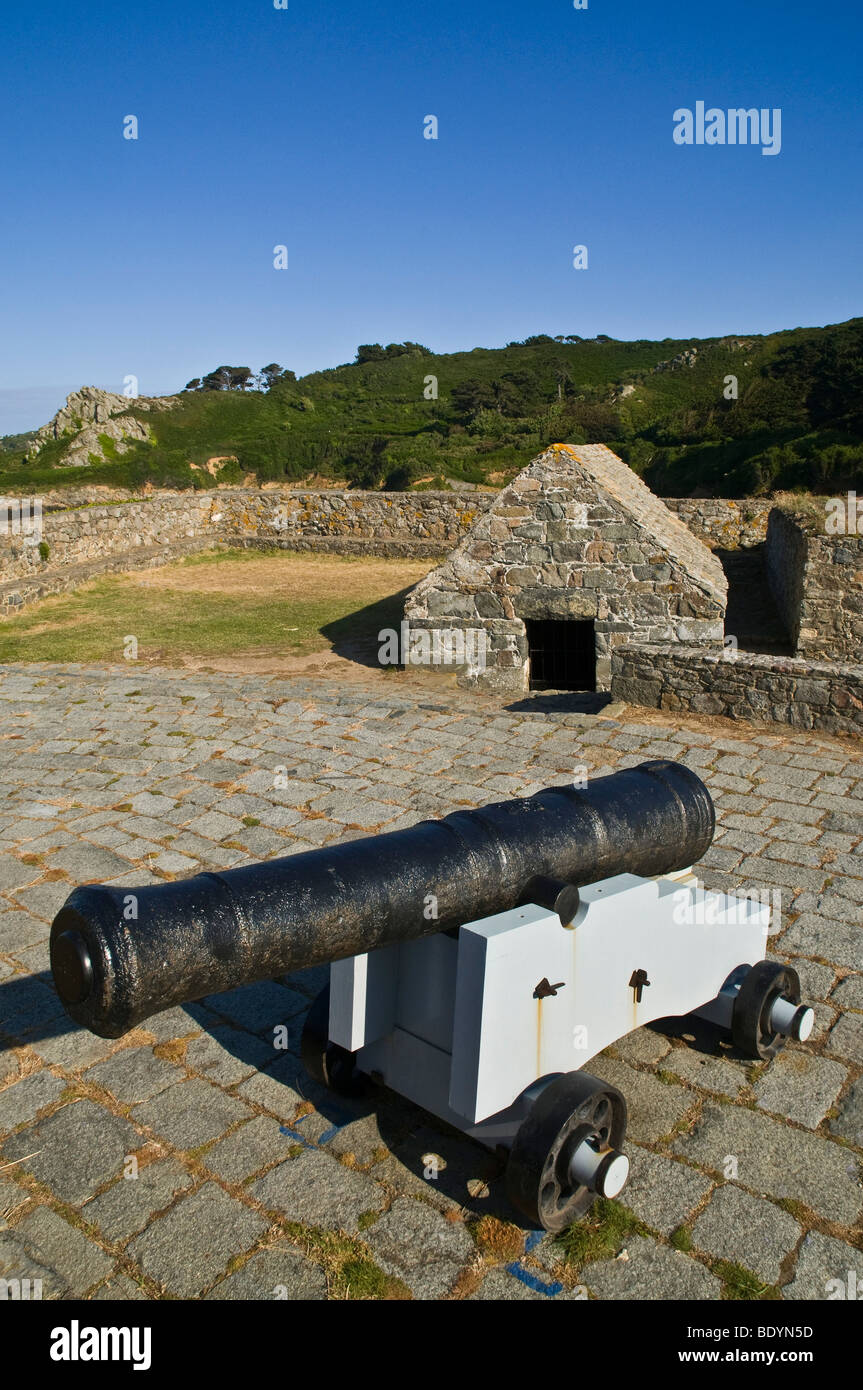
[{"left": 0, "top": 663, "right": 860, "bottom": 1301}]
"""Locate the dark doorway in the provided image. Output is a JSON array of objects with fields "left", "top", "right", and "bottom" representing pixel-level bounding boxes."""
[
  {"left": 527, "top": 619, "right": 596, "bottom": 691},
  {"left": 716, "top": 546, "right": 793, "bottom": 657}
]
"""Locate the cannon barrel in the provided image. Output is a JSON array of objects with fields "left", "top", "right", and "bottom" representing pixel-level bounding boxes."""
[{"left": 50, "top": 759, "right": 714, "bottom": 1039}]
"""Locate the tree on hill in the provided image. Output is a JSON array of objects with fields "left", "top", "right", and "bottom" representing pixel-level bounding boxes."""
[
  {"left": 257, "top": 363, "right": 297, "bottom": 390},
  {"left": 259, "top": 363, "right": 283, "bottom": 390},
  {"left": 198, "top": 366, "right": 254, "bottom": 392},
  {"left": 355, "top": 342, "right": 433, "bottom": 364}
]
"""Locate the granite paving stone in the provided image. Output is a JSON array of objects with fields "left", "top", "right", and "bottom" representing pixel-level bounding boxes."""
[
  {"left": 132, "top": 1078, "right": 252, "bottom": 1150},
  {"left": 90, "top": 1273, "right": 149, "bottom": 1299},
  {"left": 82, "top": 1157, "right": 195, "bottom": 1242},
  {"left": 362, "top": 1197, "right": 474, "bottom": 1298},
  {"left": 205, "top": 1243, "right": 328, "bottom": 1300},
  {"left": 235, "top": 1052, "right": 309, "bottom": 1119},
  {"left": 661, "top": 1047, "right": 749, "bottom": 1098},
  {"left": 673, "top": 1103, "right": 861, "bottom": 1226},
  {"left": 0, "top": 1230, "right": 66, "bottom": 1298},
  {"left": 609, "top": 1028, "right": 672, "bottom": 1067},
  {"left": 85, "top": 1046, "right": 183, "bottom": 1106},
  {"left": 1, "top": 1099, "right": 144, "bottom": 1204},
  {"left": 0, "top": 1049, "right": 19, "bottom": 1086},
  {"left": 0, "top": 910, "right": 49, "bottom": 953},
  {"left": 251, "top": 1148, "right": 386, "bottom": 1232},
  {"left": 201, "top": 982, "right": 307, "bottom": 1035},
  {"left": 830, "top": 975, "right": 863, "bottom": 1010},
  {"left": 779, "top": 913, "right": 862, "bottom": 972},
  {"left": 689, "top": 1184, "right": 802, "bottom": 1284},
  {"left": 24, "top": 1024, "right": 119, "bottom": 1070},
  {"left": 617, "top": 1144, "right": 713, "bottom": 1236},
  {"left": 126, "top": 1183, "right": 267, "bottom": 1297},
  {"left": 581, "top": 1236, "right": 721, "bottom": 1299},
  {"left": 753, "top": 1050, "right": 847, "bottom": 1128},
  {"left": 0, "top": 1068, "right": 68, "bottom": 1133},
  {"left": 824, "top": 1012, "right": 863, "bottom": 1063},
  {"left": 204, "top": 1114, "right": 296, "bottom": 1183},
  {"left": 46, "top": 844, "right": 132, "bottom": 879},
  {"left": 11, "top": 1205, "right": 112, "bottom": 1293},
  {"left": 11, "top": 882, "right": 77, "bottom": 920},
  {"left": 782, "top": 1230, "right": 863, "bottom": 1300},
  {"left": 139, "top": 1004, "right": 212, "bottom": 1043},
  {"left": 0, "top": 855, "right": 41, "bottom": 892},
  {"left": 778, "top": 958, "right": 836, "bottom": 1001},
  {"left": 828, "top": 1076, "right": 863, "bottom": 1145},
  {"left": 470, "top": 1268, "right": 557, "bottom": 1300},
  {"left": 586, "top": 1056, "right": 698, "bottom": 1143},
  {"left": 183, "top": 1025, "right": 275, "bottom": 1086}
]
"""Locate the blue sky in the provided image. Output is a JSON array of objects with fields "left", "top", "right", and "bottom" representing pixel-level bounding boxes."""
[{"left": 1, "top": 0, "right": 861, "bottom": 433}]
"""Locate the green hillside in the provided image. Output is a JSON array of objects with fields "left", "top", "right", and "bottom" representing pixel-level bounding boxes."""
[
  {"left": 0, "top": 429, "right": 36, "bottom": 456},
  {"left": 4, "top": 319, "right": 863, "bottom": 497}
]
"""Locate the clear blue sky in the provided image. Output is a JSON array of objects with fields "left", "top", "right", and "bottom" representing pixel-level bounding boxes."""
[{"left": 1, "top": 0, "right": 861, "bottom": 433}]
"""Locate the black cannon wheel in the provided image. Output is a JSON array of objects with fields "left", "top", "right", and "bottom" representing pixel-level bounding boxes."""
[
  {"left": 300, "top": 984, "right": 363, "bottom": 1096},
  {"left": 732, "top": 960, "right": 802, "bottom": 1061},
  {"left": 506, "top": 1071, "right": 628, "bottom": 1232}
]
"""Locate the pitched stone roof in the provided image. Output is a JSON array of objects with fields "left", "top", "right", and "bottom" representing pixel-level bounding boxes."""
[
  {"left": 564, "top": 444, "right": 726, "bottom": 599},
  {"left": 407, "top": 444, "right": 726, "bottom": 611}
]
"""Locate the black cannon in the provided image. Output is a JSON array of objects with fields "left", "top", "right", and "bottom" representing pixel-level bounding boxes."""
[
  {"left": 49, "top": 760, "right": 811, "bottom": 1230},
  {"left": 51, "top": 760, "right": 712, "bottom": 1038}
]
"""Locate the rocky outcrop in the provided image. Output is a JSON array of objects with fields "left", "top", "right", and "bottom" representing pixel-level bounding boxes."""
[
  {"left": 27, "top": 387, "right": 179, "bottom": 467},
  {"left": 653, "top": 348, "right": 699, "bottom": 373}
]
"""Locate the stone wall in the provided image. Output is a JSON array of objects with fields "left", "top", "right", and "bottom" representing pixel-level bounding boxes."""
[
  {"left": 0, "top": 487, "right": 772, "bottom": 589},
  {"left": 0, "top": 490, "right": 487, "bottom": 595},
  {"left": 214, "top": 490, "right": 487, "bottom": 552},
  {"left": 662, "top": 497, "right": 770, "bottom": 549},
  {"left": 765, "top": 509, "right": 863, "bottom": 662},
  {"left": 611, "top": 643, "right": 863, "bottom": 736},
  {"left": 0, "top": 495, "right": 215, "bottom": 587}
]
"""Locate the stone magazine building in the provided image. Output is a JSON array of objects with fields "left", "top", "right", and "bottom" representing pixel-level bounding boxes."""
[{"left": 403, "top": 444, "right": 728, "bottom": 694}]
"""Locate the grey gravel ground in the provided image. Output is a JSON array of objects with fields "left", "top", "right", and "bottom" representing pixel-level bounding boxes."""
[{"left": 0, "top": 663, "right": 860, "bottom": 1300}]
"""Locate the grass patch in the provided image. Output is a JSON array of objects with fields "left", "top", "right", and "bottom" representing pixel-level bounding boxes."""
[
  {"left": 775, "top": 1197, "right": 811, "bottom": 1223},
  {"left": 715, "top": 1259, "right": 782, "bottom": 1301},
  {"left": 472, "top": 1214, "right": 525, "bottom": 1263},
  {"left": 356, "top": 1210, "right": 382, "bottom": 1232},
  {"left": 279, "top": 1221, "right": 409, "bottom": 1300},
  {"left": 0, "top": 550, "right": 431, "bottom": 667},
  {"left": 333, "top": 1257, "right": 393, "bottom": 1299},
  {"left": 554, "top": 1198, "right": 649, "bottom": 1272},
  {"left": 670, "top": 1225, "right": 693, "bottom": 1252}
]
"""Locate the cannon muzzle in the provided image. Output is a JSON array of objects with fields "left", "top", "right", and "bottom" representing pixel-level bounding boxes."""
[{"left": 50, "top": 759, "right": 714, "bottom": 1038}]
